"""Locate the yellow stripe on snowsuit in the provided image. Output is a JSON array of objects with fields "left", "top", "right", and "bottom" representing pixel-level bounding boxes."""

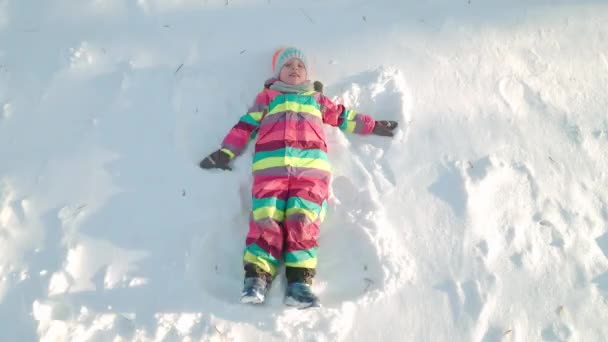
[
  {"left": 319, "top": 201, "right": 327, "bottom": 222},
  {"left": 239, "top": 112, "right": 263, "bottom": 127},
  {"left": 345, "top": 121, "right": 357, "bottom": 133},
  {"left": 252, "top": 206, "right": 285, "bottom": 221},
  {"left": 252, "top": 157, "right": 331, "bottom": 172},
  {"left": 285, "top": 199, "right": 327, "bottom": 223},
  {"left": 339, "top": 109, "right": 359, "bottom": 133},
  {"left": 243, "top": 251, "right": 278, "bottom": 276},
  {"left": 344, "top": 109, "right": 357, "bottom": 121},
  {"left": 248, "top": 111, "right": 264, "bottom": 122},
  {"left": 266, "top": 101, "right": 322, "bottom": 118},
  {"left": 286, "top": 207, "right": 318, "bottom": 222},
  {"left": 284, "top": 258, "right": 317, "bottom": 268},
  {"left": 220, "top": 148, "right": 235, "bottom": 159}
]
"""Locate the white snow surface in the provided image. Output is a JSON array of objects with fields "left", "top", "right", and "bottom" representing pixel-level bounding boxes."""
[{"left": 1, "top": 0, "right": 608, "bottom": 341}]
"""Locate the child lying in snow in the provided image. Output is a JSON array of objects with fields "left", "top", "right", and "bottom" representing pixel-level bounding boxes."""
[{"left": 200, "top": 47, "right": 398, "bottom": 308}]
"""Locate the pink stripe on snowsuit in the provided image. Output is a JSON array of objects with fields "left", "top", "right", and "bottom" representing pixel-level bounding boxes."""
[{"left": 220, "top": 82, "right": 375, "bottom": 277}]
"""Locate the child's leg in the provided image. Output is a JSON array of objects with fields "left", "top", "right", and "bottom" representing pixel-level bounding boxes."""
[
  {"left": 244, "top": 263, "right": 272, "bottom": 285},
  {"left": 243, "top": 175, "right": 289, "bottom": 280},
  {"left": 285, "top": 267, "right": 316, "bottom": 285},
  {"left": 283, "top": 175, "right": 329, "bottom": 284}
]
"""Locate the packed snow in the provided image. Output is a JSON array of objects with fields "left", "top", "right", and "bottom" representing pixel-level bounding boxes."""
[{"left": 1, "top": 0, "right": 607, "bottom": 341}]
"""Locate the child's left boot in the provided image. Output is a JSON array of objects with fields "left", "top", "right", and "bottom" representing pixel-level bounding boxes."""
[
  {"left": 284, "top": 267, "right": 320, "bottom": 308},
  {"left": 284, "top": 282, "right": 320, "bottom": 308}
]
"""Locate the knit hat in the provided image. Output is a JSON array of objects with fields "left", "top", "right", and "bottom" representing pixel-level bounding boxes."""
[{"left": 272, "top": 47, "right": 308, "bottom": 77}]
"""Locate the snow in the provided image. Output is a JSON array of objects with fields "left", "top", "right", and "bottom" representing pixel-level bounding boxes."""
[{"left": 1, "top": 0, "right": 608, "bottom": 341}]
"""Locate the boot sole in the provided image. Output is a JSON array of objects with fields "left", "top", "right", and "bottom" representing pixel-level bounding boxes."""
[
  {"left": 240, "top": 294, "right": 265, "bottom": 304},
  {"left": 284, "top": 296, "right": 321, "bottom": 309}
]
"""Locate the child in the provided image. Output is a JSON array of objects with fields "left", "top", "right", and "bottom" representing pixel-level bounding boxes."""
[{"left": 200, "top": 47, "right": 397, "bottom": 308}]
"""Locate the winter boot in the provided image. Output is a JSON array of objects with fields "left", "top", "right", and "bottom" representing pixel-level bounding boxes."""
[
  {"left": 240, "top": 277, "right": 269, "bottom": 304},
  {"left": 284, "top": 282, "right": 320, "bottom": 308}
]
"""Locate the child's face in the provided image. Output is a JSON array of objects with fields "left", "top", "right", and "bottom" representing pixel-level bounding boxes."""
[{"left": 278, "top": 58, "right": 307, "bottom": 85}]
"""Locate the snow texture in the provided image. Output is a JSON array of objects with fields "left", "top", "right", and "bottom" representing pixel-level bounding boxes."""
[{"left": 1, "top": 0, "right": 608, "bottom": 341}]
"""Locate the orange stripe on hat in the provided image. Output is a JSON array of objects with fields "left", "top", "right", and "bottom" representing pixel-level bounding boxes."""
[{"left": 272, "top": 48, "right": 285, "bottom": 73}]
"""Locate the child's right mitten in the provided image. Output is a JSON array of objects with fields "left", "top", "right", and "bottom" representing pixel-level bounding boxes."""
[
  {"left": 199, "top": 149, "right": 232, "bottom": 171},
  {"left": 372, "top": 120, "right": 398, "bottom": 137}
]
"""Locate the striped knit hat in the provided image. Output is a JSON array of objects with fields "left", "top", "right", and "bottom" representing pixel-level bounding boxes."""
[{"left": 272, "top": 47, "right": 308, "bottom": 77}]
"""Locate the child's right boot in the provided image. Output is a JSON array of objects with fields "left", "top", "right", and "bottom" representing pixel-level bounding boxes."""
[
  {"left": 240, "top": 277, "right": 269, "bottom": 304},
  {"left": 240, "top": 263, "right": 272, "bottom": 304}
]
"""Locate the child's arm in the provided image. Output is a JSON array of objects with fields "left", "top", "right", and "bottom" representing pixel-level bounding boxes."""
[
  {"left": 318, "top": 94, "right": 398, "bottom": 136},
  {"left": 199, "top": 92, "right": 268, "bottom": 170}
]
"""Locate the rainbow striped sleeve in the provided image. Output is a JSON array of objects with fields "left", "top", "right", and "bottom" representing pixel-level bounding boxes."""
[
  {"left": 220, "top": 91, "right": 269, "bottom": 159},
  {"left": 318, "top": 94, "right": 375, "bottom": 134}
]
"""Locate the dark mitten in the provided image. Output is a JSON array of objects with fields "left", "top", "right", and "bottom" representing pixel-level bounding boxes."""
[
  {"left": 313, "top": 81, "right": 324, "bottom": 92},
  {"left": 199, "top": 149, "right": 232, "bottom": 170},
  {"left": 372, "top": 120, "right": 398, "bottom": 137}
]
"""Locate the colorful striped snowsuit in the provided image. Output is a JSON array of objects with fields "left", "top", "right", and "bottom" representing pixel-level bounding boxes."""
[{"left": 220, "top": 86, "right": 375, "bottom": 279}]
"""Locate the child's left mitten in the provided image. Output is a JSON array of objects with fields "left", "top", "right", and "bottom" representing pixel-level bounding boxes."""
[
  {"left": 199, "top": 149, "right": 232, "bottom": 171},
  {"left": 372, "top": 120, "right": 398, "bottom": 137}
]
